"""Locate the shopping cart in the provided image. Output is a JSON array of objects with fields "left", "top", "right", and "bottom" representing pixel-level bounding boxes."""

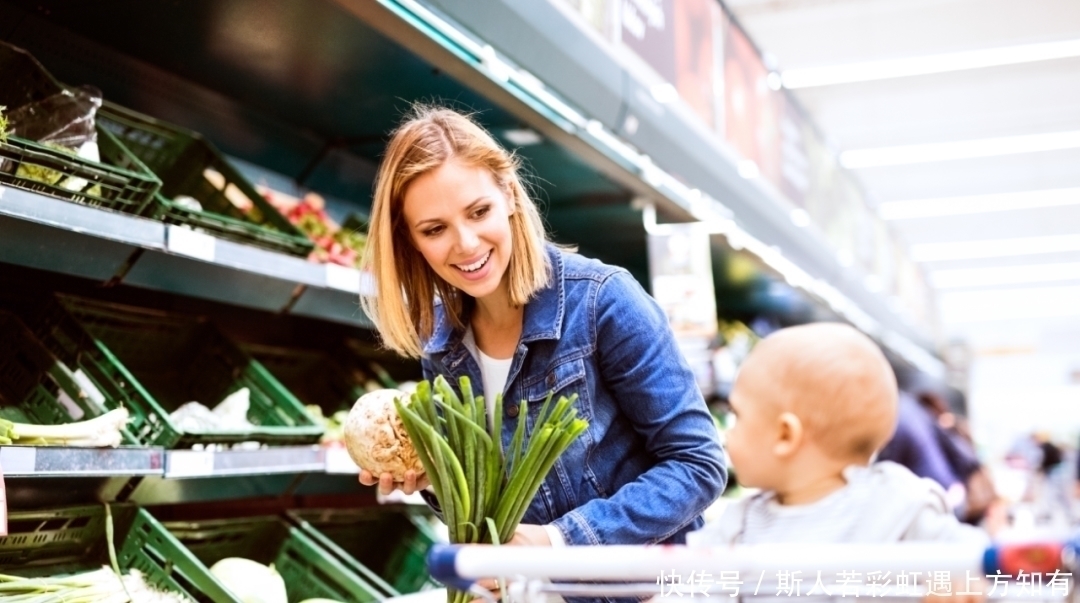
[{"left": 428, "top": 537, "right": 1080, "bottom": 603}]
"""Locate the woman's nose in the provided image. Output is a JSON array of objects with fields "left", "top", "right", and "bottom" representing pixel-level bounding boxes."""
[{"left": 454, "top": 225, "right": 480, "bottom": 253}]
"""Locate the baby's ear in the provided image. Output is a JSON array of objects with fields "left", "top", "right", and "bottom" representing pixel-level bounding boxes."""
[{"left": 773, "top": 412, "right": 803, "bottom": 457}]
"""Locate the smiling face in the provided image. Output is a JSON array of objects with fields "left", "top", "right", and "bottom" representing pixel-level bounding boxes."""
[{"left": 401, "top": 158, "right": 515, "bottom": 303}]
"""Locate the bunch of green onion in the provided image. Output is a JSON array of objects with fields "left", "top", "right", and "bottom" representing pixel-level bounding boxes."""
[
  {"left": 394, "top": 376, "right": 588, "bottom": 603},
  {"left": 0, "top": 408, "right": 129, "bottom": 447},
  {"left": 0, "top": 567, "right": 191, "bottom": 603}
]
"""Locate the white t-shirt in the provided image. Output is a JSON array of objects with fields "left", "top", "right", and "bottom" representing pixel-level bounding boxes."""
[
  {"left": 463, "top": 328, "right": 566, "bottom": 548},
  {"left": 462, "top": 328, "right": 511, "bottom": 422},
  {"left": 688, "top": 462, "right": 988, "bottom": 546}
]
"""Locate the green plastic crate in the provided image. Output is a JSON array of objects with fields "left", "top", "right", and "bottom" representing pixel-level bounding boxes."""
[
  {"left": 0, "top": 42, "right": 161, "bottom": 215},
  {"left": 242, "top": 343, "right": 376, "bottom": 417},
  {"left": 288, "top": 507, "right": 443, "bottom": 595},
  {"left": 97, "top": 103, "right": 315, "bottom": 257},
  {"left": 0, "top": 310, "right": 144, "bottom": 441},
  {"left": 0, "top": 504, "right": 239, "bottom": 603},
  {"left": 162, "top": 515, "right": 386, "bottom": 603},
  {"left": 24, "top": 293, "right": 323, "bottom": 448}
]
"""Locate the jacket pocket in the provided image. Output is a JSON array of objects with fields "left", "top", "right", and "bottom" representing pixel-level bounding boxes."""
[{"left": 522, "top": 356, "right": 589, "bottom": 416}]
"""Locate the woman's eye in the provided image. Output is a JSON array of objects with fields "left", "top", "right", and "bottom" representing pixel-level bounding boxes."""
[
  {"left": 422, "top": 226, "right": 444, "bottom": 237},
  {"left": 472, "top": 206, "right": 491, "bottom": 219}
]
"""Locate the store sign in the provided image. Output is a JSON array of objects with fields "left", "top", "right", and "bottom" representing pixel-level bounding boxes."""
[
  {"left": 647, "top": 224, "right": 717, "bottom": 395},
  {"left": 619, "top": 0, "right": 677, "bottom": 85}
]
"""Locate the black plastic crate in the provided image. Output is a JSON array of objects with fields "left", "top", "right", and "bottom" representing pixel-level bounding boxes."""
[
  {"left": 162, "top": 515, "right": 386, "bottom": 603},
  {"left": 0, "top": 504, "right": 239, "bottom": 603},
  {"left": 0, "top": 42, "right": 160, "bottom": 215},
  {"left": 97, "top": 103, "right": 315, "bottom": 257},
  {"left": 288, "top": 507, "right": 443, "bottom": 595},
  {"left": 23, "top": 294, "right": 323, "bottom": 448}
]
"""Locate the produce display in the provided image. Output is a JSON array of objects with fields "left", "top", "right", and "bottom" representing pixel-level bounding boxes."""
[
  {"left": 0, "top": 567, "right": 194, "bottom": 603},
  {"left": 209, "top": 558, "right": 287, "bottom": 603},
  {"left": 261, "top": 187, "right": 368, "bottom": 268},
  {"left": 0, "top": 407, "right": 129, "bottom": 447},
  {"left": 345, "top": 377, "right": 588, "bottom": 603}
]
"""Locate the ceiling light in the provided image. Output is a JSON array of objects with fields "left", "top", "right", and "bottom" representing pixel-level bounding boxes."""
[
  {"left": 939, "top": 285, "right": 1080, "bottom": 323},
  {"left": 911, "top": 234, "right": 1080, "bottom": 262},
  {"left": 879, "top": 187, "right": 1080, "bottom": 220},
  {"left": 789, "top": 208, "right": 811, "bottom": 227},
  {"left": 781, "top": 38, "right": 1080, "bottom": 89},
  {"left": 766, "top": 71, "right": 783, "bottom": 91},
  {"left": 864, "top": 274, "right": 884, "bottom": 292},
  {"left": 737, "top": 160, "right": 760, "bottom": 179},
  {"left": 930, "top": 262, "right": 1080, "bottom": 289},
  {"left": 650, "top": 82, "right": 679, "bottom": 104},
  {"left": 501, "top": 128, "right": 543, "bottom": 146},
  {"left": 841, "top": 130, "right": 1080, "bottom": 169}
]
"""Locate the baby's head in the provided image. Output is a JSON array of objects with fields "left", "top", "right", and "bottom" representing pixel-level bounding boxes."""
[{"left": 726, "top": 323, "right": 898, "bottom": 493}]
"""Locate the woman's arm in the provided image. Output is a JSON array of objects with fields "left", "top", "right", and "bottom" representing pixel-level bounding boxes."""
[{"left": 551, "top": 270, "right": 728, "bottom": 545}]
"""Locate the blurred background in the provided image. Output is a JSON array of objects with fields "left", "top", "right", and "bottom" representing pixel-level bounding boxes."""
[{"left": 0, "top": 0, "right": 1077, "bottom": 589}]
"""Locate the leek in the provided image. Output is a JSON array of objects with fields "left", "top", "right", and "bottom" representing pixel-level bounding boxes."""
[
  {"left": 394, "top": 376, "right": 588, "bottom": 603},
  {"left": 0, "top": 408, "right": 129, "bottom": 447}
]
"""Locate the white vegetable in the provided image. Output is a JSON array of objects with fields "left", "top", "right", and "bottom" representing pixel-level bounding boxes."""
[
  {"left": 2, "top": 407, "right": 129, "bottom": 447},
  {"left": 344, "top": 389, "right": 424, "bottom": 481},
  {"left": 209, "top": 557, "right": 287, "bottom": 603}
]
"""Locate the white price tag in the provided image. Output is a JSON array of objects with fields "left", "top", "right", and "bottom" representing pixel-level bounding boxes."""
[
  {"left": 167, "top": 225, "right": 216, "bottom": 262},
  {"left": 72, "top": 369, "right": 107, "bottom": 412},
  {"left": 358, "top": 270, "right": 377, "bottom": 297},
  {"left": 325, "top": 263, "right": 361, "bottom": 293},
  {"left": 166, "top": 450, "right": 215, "bottom": 477},
  {"left": 324, "top": 447, "right": 359, "bottom": 474},
  {"left": 0, "top": 457, "right": 7, "bottom": 536},
  {"left": 56, "top": 390, "right": 86, "bottom": 421}
]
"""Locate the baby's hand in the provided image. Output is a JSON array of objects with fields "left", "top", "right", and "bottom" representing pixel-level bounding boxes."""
[{"left": 358, "top": 469, "right": 429, "bottom": 495}]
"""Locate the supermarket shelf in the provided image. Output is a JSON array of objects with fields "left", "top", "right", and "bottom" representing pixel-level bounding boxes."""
[
  {"left": 324, "top": 447, "right": 360, "bottom": 475},
  {"left": 0, "top": 184, "right": 373, "bottom": 328},
  {"left": 165, "top": 446, "right": 326, "bottom": 478},
  {"left": 0, "top": 445, "right": 164, "bottom": 477}
]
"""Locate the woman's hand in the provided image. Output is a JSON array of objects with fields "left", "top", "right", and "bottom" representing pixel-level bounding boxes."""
[
  {"left": 357, "top": 469, "right": 430, "bottom": 495},
  {"left": 468, "top": 525, "right": 552, "bottom": 602},
  {"left": 508, "top": 523, "right": 552, "bottom": 546}
]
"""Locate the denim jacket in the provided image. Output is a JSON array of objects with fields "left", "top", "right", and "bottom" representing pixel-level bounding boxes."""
[{"left": 422, "top": 245, "right": 727, "bottom": 548}]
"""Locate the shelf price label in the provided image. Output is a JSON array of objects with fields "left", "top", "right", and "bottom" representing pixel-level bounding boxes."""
[
  {"left": 167, "top": 225, "right": 217, "bottom": 262},
  {"left": 166, "top": 450, "right": 215, "bottom": 478},
  {"left": 0, "top": 457, "right": 6, "bottom": 536},
  {"left": 325, "top": 263, "right": 361, "bottom": 293},
  {"left": 324, "top": 447, "right": 359, "bottom": 474}
]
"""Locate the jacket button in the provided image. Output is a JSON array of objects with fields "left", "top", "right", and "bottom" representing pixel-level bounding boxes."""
[
  {"left": 546, "top": 373, "right": 556, "bottom": 387},
  {"left": 506, "top": 404, "right": 520, "bottom": 418}
]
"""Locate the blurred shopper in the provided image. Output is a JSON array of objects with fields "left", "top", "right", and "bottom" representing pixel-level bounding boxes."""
[
  {"left": 690, "top": 323, "right": 987, "bottom": 603},
  {"left": 877, "top": 373, "right": 998, "bottom": 526}
]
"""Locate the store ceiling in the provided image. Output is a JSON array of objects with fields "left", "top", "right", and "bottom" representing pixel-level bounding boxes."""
[{"left": 725, "top": 0, "right": 1080, "bottom": 354}]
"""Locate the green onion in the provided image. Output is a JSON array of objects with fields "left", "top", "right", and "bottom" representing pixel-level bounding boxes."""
[{"left": 394, "top": 375, "right": 588, "bottom": 603}]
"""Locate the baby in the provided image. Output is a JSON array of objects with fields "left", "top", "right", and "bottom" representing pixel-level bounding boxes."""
[{"left": 689, "top": 323, "right": 987, "bottom": 600}]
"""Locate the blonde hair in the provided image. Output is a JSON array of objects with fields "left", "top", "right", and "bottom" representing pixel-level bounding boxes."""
[
  {"left": 749, "top": 323, "right": 899, "bottom": 462},
  {"left": 360, "top": 106, "right": 550, "bottom": 358}
]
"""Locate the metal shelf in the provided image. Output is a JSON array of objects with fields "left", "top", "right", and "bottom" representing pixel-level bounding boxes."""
[
  {"left": 165, "top": 446, "right": 326, "bottom": 478},
  {"left": 0, "top": 184, "right": 373, "bottom": 327},
  {"left": 0, "top": 445, "right": 164, "bottom": 477}
]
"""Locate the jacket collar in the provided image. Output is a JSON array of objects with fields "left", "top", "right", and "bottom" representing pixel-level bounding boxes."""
[{"left": 422, "top": 244, "right": 564, "bottom": 356}]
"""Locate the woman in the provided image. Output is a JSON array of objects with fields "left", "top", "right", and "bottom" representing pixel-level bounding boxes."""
[{"left": 359, "top": 106, "right": 726, "bottom": 548}]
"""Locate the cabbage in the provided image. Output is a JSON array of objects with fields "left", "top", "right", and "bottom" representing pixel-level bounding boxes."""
[{"left": 209, "top": 557, "right": 287, "bottom": 603}]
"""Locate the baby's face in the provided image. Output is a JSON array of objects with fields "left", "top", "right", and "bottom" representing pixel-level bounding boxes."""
[{"left": 726, "top": 362, "right": 781, "bottom": 489}]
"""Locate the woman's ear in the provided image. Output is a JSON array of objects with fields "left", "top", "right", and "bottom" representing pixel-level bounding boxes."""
[{"left": 773, "top": 412, "right": 803, "bottom": 458}]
